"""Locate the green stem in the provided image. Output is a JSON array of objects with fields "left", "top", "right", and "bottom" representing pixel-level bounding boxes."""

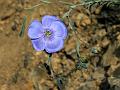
[
  {"left": 47, "top": 54, "right": 64, "bottom": 90},
  {"left": 47, "top": 53, "right": 55, "bottom": 79}
]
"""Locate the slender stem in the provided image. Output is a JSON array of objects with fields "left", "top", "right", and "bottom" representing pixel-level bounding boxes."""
[
  {"left": 24, "top": 0, "right": 52, "bottom": 10},
  {"left": 24, "top": 3, "right": 43, "bottom": 10},
  {"left": 47, "top": 54, "right": 63, "bottom": 90},
  {"left": 47, "top": 53, "right": 55, "bottom": 79},
  {"left": 59, "top": 1, "right": 74, "bottom": 6}
]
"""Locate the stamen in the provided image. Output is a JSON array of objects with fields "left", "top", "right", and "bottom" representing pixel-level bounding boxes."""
[{"left": 45, "top": 30, "right": 52, "bottom": 37}]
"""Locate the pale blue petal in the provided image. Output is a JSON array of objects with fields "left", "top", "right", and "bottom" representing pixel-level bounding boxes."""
[
  {"left": 50, "top": 21, "right": 67, "bottom": 39},
  {"left": 31, "top": 38, "right": 45, "bottom": 51},
  {"left": 45, "top": 37, "right": 64, "bottom": 53},
  {"left": 42, "top": 15, "right": 59, "bottom": 27},
  {"left": 28, "top": 20, "right": 44, "bottom": 39}
]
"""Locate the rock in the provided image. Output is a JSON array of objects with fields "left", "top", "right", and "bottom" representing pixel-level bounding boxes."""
[
  {"left": 96, "top": 29, "right": 107, "bottom": 37},
  {"left": 117, "top": 34, "right": 120, "bottom": 41},
  {"left": 101, "top": 37, "right": 110, "bottom": 48},
  {"left": 113, "top": 46, "right": 120, "bottom": 58},
  {"left": 92, "top": 68, "right": 105, "bottom": 81},
  {"left": 75, "top": 13, "right": 91, "bottom": 27},
  {"left": 11, "top": 21, "right": 17, "bottom": 31},
  {"left": 95, "top": 6, "right": 102, "bottom": 15},
  {"left": 0, "top": 9, "right": 14, "bottom": 20},
  {"left": 112, "top": 66, "right": 120, "bottom": 78},
  {"left": 102, "top": 43, "right": 118, "bottom": 67},
  {"left": 108, "top": 77, "right": 120, "bottom": 87}
]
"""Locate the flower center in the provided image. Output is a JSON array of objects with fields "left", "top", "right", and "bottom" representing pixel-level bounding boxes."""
[{"left": 45, "top": 30, "right": 52, "bottom": 37}]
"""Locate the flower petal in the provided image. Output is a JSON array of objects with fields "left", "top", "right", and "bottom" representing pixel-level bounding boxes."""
[
  {"left": 28, "top": 20, "right": 44, "bottom": 39},
  {"left": 45, "top": 37, "right": 64, "bottom": 53},
  {"left": 31, "top": 38, "right": 45, "bottom": 51},
  {"left": 42, "top": 15, "right": 59, "bottom": 27},
  {"left": 50, "top": 21, "right": 67, "bottom": 39}
]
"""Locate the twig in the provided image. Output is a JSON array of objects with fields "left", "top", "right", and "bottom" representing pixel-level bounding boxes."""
[{"left": 24, "top": 3, "right": 43, "bottom": 10}]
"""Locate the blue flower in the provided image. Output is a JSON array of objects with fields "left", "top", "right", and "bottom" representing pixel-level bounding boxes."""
[{"left": 28, "top": 15, "right": 67, "bottom": 53}]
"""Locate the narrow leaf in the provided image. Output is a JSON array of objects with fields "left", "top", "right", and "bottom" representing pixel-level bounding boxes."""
[{"left": 19, "top": 16, "right": 27, "bottom": 37}]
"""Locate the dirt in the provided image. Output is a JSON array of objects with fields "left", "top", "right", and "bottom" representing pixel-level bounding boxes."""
[{"left": 0, "top": 0, "right": 120, "bottom": 90}]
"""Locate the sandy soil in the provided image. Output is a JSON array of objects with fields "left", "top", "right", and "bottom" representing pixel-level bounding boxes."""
[{"left": 0, "top": 0, "right": 120, "bottom": 90}]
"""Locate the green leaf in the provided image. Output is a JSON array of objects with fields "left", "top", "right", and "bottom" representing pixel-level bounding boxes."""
[{"left": 19, "top": 16, "right": 27, "bottom": 37}]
